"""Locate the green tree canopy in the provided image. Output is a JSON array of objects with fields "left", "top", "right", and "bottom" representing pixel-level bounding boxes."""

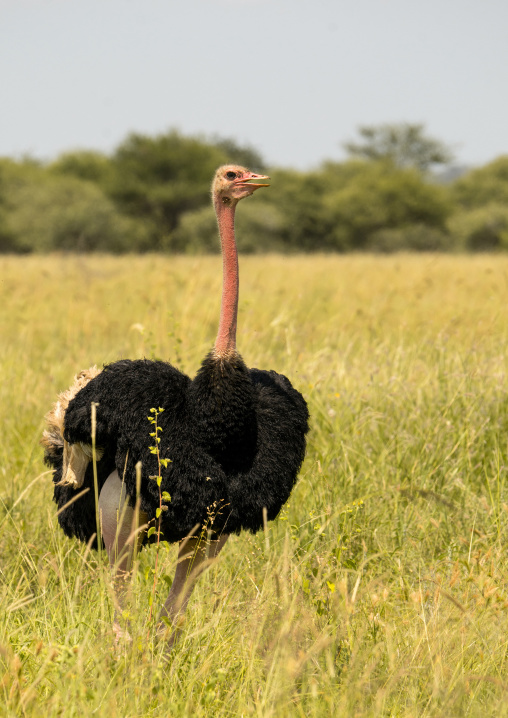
[
  {"left": 3, "top": 127, "right": 508, "bottom": 254},
  {"left": 322, "top": 161, "right": 452, "bottom": 250},
  {"left": 344, "top": 123, "right": 454, "bottom": 172},
  {"left": 0, "top": 159, "right": 148, "bottom": 252},
  {"left": 448, "top": 204, "right": 508, "bottom": 250},
  {"left": 262, "top": 161, "right": 452, "bottom": 252},
  {"left": 84, "top": 130, "right": 266, "bottom": 248},
  {"left": 212, "top": 137, "right": 265, "bottom": 172},
  {"left": 452, "top": 156, "right": 508, "bottom": 208},
  {"left": 49, "top": 150, "right": 114, "bottom": 185}
]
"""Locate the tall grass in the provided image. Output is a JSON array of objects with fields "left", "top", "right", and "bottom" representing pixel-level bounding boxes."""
[{"left": 1, "top": 253, "right": 508, "bottom": 717}]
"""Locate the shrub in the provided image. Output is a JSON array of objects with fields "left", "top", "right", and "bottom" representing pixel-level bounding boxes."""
[
  {"left": 5, "top": 171, "right": 149, "bottom": 252},
  {"left": 368, "top": 224, "right": 452, "bottom": 252},
  {"left": 452, "top": 156, "right": 508, "bottom": 208},
  {"left": 167, "top": 201, "right": 287, "bottom": 254},
  {"left": 322, "top": 161, "right": 453, "bottom": 250},
  {"left": 448, "top": 204, "right": 508, "bottom": 251},
  {"left": 166, "top": 206, "right": 218, "bottom": 253}
]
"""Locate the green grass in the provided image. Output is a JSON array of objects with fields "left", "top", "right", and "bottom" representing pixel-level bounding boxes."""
[{"left": 1, "top": 253, "right": 508, "bottom": 717}]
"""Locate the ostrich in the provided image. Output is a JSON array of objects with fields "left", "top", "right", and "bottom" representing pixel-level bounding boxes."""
[{"left": 42, "top": 165, "right": 309, "bottom": 644}]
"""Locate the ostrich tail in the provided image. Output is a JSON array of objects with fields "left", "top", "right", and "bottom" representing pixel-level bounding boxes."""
[{"left": 41, "top": 366, "right": 101, "bottom": 461}]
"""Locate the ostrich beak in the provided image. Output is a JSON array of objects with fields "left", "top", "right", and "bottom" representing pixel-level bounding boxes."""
[{"left": 236, "top": 172, "right": 271, "bottom": 190}]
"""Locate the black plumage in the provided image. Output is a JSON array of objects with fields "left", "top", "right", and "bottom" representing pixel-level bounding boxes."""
[{"left": 51, "top": 352, "right": 308, "bottom": 545}]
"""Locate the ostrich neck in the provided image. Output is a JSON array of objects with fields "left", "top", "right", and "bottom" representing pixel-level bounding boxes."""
[{"left": 214, "top": 197, "right": 239, "bottom": 358}]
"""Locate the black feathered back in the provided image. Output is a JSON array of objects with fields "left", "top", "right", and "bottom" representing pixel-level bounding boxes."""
[{"left": 53, "top": 353, "right": 309, "bottom": 544}]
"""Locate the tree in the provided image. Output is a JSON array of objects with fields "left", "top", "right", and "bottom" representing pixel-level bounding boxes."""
[
  {"left": 448, "top": 204, "right": 508, "bottom": 251},
  {"left": 322, "top": 161, "right": 452, "bottom": 250},
  {"left": 452, "top": 156, "right": 508, "bottom": 208},
  {"left": 212, "top": 137, "right": 265, "bottom": 172},
  {"left": 105, "top": 130, "right": 266, "bottom": 243},
  {"left": 2, "top": 163, "right": 149, "bottom": 252},
  {"left": 169, "top": 200, "right": 286, "bottom": 254},
  {"left": 260, "top": 168, "right": 338, "bottom": 251},
  {"left": 344, "top": 123, "right": 454, "bottom": 172},
  {"left": 49, "top": 150, "right": 114, "bottom": 185},
  {"left": 107, "top": 130, "right": 225, "bottom": 233}
]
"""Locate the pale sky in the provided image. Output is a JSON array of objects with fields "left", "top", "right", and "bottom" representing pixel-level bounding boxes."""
[{"left": 1, "top": 0, "right": 507, "bottom": 170}]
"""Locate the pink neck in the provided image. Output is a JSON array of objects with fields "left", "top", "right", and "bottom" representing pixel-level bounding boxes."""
[{"left": 214, "top": 197, "right": 239, "bottom": 358}]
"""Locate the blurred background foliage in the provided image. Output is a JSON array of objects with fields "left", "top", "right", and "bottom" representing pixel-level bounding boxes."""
[{"left": 1, "top": 124, "right": 507, "bottom": 253}]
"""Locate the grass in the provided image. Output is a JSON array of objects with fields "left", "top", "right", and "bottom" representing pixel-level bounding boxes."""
[{"left": 1, "top": 252, "right": 508, "bottom": 716}]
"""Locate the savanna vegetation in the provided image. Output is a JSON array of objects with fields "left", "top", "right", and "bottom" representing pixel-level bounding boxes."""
[
  {"left": 1, "top": 253, "right": 508, "bottom": 716},
  {"left": 1, "top": 124, "right": 508, "bottom": 254}
]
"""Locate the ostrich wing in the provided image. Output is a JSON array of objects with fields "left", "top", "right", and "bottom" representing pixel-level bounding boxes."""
[
  {"left": 225, "top": 369, "right": 309, "bottom": 534},
  {"left": 61, "top": 358, "right": 230, "bottom": 543}
]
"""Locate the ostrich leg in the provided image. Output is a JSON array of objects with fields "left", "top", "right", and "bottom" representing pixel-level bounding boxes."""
[
  {"left": 99, "top": 470, "right": 147, "bottom": 639},
  {"left": 157, "top": 533, "right": 229, "bottom": 649}
]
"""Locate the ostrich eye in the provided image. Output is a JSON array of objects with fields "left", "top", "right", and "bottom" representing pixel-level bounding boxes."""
[{"left": 226, "top": 171, "right": 237, "bottom": 180}]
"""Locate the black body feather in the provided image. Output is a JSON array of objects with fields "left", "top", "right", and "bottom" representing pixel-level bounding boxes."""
[{"left": 50, "top": 353, "right": 308, "bottom": 546}]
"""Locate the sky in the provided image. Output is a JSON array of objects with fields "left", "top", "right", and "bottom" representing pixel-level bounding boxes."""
[{"left": 1, "top": 0, "right": 507, "bottom": 170}]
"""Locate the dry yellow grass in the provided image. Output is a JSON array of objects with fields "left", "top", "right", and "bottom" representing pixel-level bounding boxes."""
[{"left": 1, "top": 253, "right": 508, "bottom": 717}]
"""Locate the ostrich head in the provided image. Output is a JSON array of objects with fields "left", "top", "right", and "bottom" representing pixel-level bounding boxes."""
[{"left": 212, "top": 165, "right": 270, "bottom": 205}]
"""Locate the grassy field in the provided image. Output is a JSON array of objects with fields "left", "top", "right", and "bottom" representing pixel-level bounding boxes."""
[{"left": 1, "top": 253, "right": 508, "bottom": 717}]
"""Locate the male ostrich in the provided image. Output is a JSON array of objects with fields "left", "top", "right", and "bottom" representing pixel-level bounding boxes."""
[{"left": 42, "top": 165, "right": 309, "bottom": 643}]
